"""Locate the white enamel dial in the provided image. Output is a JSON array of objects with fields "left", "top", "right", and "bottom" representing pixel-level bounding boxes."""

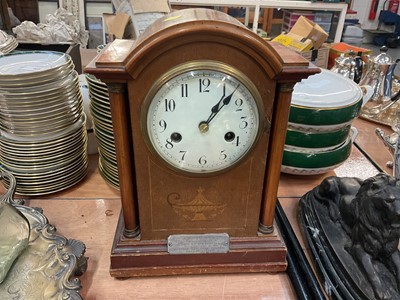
[{"left": 145, "top": 66, "right": 260, "bottom": 174}]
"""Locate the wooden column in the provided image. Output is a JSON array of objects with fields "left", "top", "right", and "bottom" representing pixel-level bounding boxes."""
[
  {"left": 259, "top": 82, "right": 295, "bottom": 233},
  {"left": 107, "top": 83, "right": 140, "bottom": 238}
]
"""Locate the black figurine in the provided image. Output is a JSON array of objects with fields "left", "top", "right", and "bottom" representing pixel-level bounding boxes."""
[{"left": 300, "top": 173, "right": 400, "bottom": 300}]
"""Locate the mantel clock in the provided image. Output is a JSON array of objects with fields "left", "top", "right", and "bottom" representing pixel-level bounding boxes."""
[{"left": 85, "top": 8, "right": 318, "bottom": 277}]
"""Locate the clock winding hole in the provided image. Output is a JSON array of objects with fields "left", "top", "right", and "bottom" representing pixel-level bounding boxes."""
[
  {"left": 224, "top": 131, "right": 235, "bottom": 142},
  {"left": 170, "top": 132, "right": 182, "bottom": 143}
]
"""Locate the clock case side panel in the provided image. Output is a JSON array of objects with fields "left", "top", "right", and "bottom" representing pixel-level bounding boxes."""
[{"left": 259, "top": 42, "right": 320, "bottom": 231}]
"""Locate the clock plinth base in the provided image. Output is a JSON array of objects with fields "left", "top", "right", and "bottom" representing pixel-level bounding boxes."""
[{"left": 110, "top": 212, "right": 287, "bottom": 278}]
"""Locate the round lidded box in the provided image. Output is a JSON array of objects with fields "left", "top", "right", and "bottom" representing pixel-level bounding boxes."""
[
  {"left": 289, "top": 68, "right": 365, "bottom": 126},
  {"left": 282, "top": 69, "right": 371, "bottom": 175},
  {"left": 282, "top": 128, "right": 357, "bottom": 175},
  {"left": 285, "top": 68, "right": 371, "bottom": 149},
  {"left": 285, "top": 124, "right": 352, "bottom": 149}
]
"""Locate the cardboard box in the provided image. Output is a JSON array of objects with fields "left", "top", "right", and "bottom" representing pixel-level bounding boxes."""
[
  {"left": 273, "top": 15, "right": 328, "bottom": 52},
  {"left": 106, "top": 0, "right": 170, "bottom": 41},
  {"left": 328, "top": 42, "right": 372, "bottom": 69},
  {"left": 129, "top": 0, "right": 170, "bottom": 38},
  {"left": 299, "top": 43, "right": 329, "bottom": 69},
  {"left": 289, "top": 16, "right": 328, "bottom": 49},
  {"left": 273, "top": 33, "right": 314, "bottom": 52},
  {"left": 103, "top": 12, "right": 134, "bottom": 42}
]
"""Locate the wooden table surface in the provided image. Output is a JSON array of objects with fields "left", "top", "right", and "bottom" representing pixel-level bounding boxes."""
[{"left": 5, "top": 118, "right": 394, "bottom": 300}]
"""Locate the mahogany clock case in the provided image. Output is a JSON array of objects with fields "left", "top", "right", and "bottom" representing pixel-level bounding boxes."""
[{"left": 86, "top": 8, "right": 318, "bottom": 277}]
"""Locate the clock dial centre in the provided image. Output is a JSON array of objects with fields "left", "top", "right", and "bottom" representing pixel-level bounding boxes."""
[{"left": 198, "top": 122, "right": 209, "bottom": 133}]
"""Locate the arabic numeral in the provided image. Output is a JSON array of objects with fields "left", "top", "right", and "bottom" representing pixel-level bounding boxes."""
[
  {"left": 198, "top": 156, "right": 207, "bottom": 165},
  {"left": 165, "top": 138, "right": 174, "bottom": 149},
  {"left": 199, "top": 78, "right": 210, "bottom": 93},
  {"left": 159, "top": 119, "right": 167, "bottom": 132},
  {"left": 239, "top": 116, "right": 248, "bottom": 129},
  {"left": 164, "top": 99, "right": 176, "bottom": 112},
  {"left": 181, "top": 84, "right": 188, "bottom": 98},
  {"left": 234, "top": 136, "right": 240, "bottom": 147},
  {"left": 219, "top": 150, "right": 227, "bottom": 160},
  {"left": 235, "top": 98, "right": 243, "bottom": 111},
  {"left": 180, "top": 151, "right": 187, "bottom": 161}
]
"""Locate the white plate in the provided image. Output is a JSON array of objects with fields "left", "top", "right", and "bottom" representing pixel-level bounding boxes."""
[{"left": 0, "top": 51, "right": 70, "bottom": 76}]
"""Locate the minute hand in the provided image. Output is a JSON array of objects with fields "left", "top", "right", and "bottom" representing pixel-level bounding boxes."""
[{"left": 205, "top": 84, "right": 240, "bottom": 125}]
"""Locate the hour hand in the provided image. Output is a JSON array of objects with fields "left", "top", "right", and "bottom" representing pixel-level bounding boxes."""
[{"left": 204, "top": 84, "right": 239, "bottom": 126}]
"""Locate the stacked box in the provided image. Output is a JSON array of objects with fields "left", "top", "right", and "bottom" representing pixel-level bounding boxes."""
[
  {"left": 282, "top": 10, "right": 314, "bottom": 32},
  {"left": 299, "top": 44, "right": 330, "bottom": 68},
  {"left": 282, "top": 10, "right": 333, "bottom": 35},
  {"left": 273, "top": 15, "right": 329, "bottom": 52}
]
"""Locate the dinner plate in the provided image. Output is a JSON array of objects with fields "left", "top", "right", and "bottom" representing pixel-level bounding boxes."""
[
  {"left": 86, "top": 74, "right": 108, "bottom": 91},
  {"left": 85, "top": 73, "right": 119, "bottom": 188},
  {"left": 1, "top": 134, "right": 85, "bottom": 160},
  {"left": 90, "top": 99, "right": 112, "bottom": 116},
  {"left": 98, "top": 157, "right": 119, "bottom": 189},
  {"left": 0, "top": 70, "right": 79, "bottom": 96},
  {"left": 0, "top": 57, "right": 88, "bottom": 200},
  {"left": 99, "top": 151, "right": 118, "bottom": 175},
  {"left": 0, "top": 112, "right": 83, "bottom": 135},
  {"left": 9, "top": 165, "right": 88, "bottom": 196},
  {"left": 0, "top": 61, "right": 75, "bottom": 88},
  {"left": 2, "top": 146, "right": 86, "bottom": 174},
  {"left": 0, "top": 51, "right": 71, "bottom": 77},
  {"left": 0, "top": 65, "right": 84, "bottom": 137},
  {"left": 0, "top": 88, "right": 79, "bottom": 109},
  {"left": 3, "top": 150, "right": 87, "bottom": 178},
  {"left": 0, "top": 115, "right": 85, "bottom": 142}
]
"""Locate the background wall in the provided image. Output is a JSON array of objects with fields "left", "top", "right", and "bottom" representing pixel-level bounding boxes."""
[{"left": 352, "top": 0, "right": 397, "bottom": 31}]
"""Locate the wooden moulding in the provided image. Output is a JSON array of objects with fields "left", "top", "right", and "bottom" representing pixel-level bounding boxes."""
[{"left": 110, "top": 212, "right": 287, "bottom": 277}]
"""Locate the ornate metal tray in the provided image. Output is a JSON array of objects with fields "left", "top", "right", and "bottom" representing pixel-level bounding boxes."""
[
  {"left": 0, "top": 172, "right": 87, "bottom": 299},
  {"left": 359, "top": 79, "right": 400, "bottom": 128},
  {"left": 359, "top": 101, "right": 400, "bottom": 128}
]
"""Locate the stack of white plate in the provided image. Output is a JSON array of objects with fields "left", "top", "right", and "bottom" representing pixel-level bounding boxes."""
[
  {"left": 0, "top": 51, "right": 88, "bottom": 195},
  {"left": 0, "top": 30, "right": 18, "bottom": 54},
  {"left": 85, "top": 74, "right": 119, "bottom": 189}
]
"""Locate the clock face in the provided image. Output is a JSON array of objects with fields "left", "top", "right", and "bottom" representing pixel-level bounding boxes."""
[{"left": 144, "top": 62, "right": 261, "bottom": 174}]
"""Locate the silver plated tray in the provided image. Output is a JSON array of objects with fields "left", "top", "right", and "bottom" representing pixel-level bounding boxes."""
[
  {"left": 359, "top": 79, "right": 400, "bottom": 128},
  {"left": 0, "top": 172, "right": 87, "bottom": 299}
]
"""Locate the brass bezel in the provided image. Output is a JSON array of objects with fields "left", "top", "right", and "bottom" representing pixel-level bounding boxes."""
[{"left": 141, "top": 60, "right": 265, "bottom": 177}]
